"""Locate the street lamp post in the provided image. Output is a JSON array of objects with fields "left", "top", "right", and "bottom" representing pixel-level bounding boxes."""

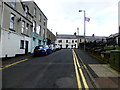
[
  {"left": 118, "top": 26, "right": 120, "bottom": 46},
  {"left": 79, "top": 10, "right": 86, "bottom": 51}
]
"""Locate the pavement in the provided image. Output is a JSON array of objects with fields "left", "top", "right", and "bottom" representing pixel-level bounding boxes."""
[{"left": 74, "top": 49, "right": 120, "bottom": 89}]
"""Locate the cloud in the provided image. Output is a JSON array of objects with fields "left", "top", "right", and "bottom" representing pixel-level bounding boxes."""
[
  {"left": 88, "top": 5, "right": 118, "bottom": 36},
  {"left": 32, "top": 0, "right": 119, "bottom": 36}
]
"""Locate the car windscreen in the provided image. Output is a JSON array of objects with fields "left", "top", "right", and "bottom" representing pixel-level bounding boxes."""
[
  {"left": 43, "top": 45, "right": 49, "bottom": 49},
  {"left": 35, "top": 46, "right": 40, "bottom": 49},
  {"left": 35, "top": 46, "right": 44, "bottom": 49}
]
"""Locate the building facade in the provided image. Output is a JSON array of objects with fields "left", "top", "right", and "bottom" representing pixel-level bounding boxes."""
[
  {"left": 106, "top": 33, "right": 119, "bottom": 46},
  {"left": 55, "top": 34, "right": 106, "bottom": 49},
  {"left": 0, "top": 0, "right": 33, "bottom": 57},
  {"left": 56, "top": 34, "right": 79, "bottom": 48},
  {"left": 46, "top": 29, "right": 56, "bottom": 45},
  {"left": 0, "top": 0, "right": 3, "bottom": 58},
  {"left": 23, "top": 1, "right": 48, "bottom": 53},
  {"left": 0, "top": 0, "right": 52, "bottom": 58},
  {"left": 118, "top": 1, "right": 120, "bottom": 46}
]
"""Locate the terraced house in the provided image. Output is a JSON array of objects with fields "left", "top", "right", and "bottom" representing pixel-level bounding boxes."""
[
  {"left": 23, "top": 1, "right": 48, "bottom": 53},
  {"left": 118, "top": 1, "right": 120, "bottom": 46},
  {"left": 46, "top": 29, "right": 56, "bottom": 45},
  {"left": 56, "top": 34, "right": 79, "bottom": 49},
  {"left": 0, "top": 0, "right": 50, "bottom": 58},
  {"left": 0, "top": 0, "right": 33, "bottom": 58}
]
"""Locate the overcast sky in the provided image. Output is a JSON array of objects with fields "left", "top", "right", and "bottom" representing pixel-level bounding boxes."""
[{"left": 24, "top": 0, "right": 119, "bottom": 36}]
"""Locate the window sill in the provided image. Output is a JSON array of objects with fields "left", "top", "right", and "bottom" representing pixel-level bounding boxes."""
[
  {"left": 9, "top": 28, "right": 15, "bottom": 32},
  {"left": 21, "top": 33, "right": 29, "bottom": 37},
  {"left": 20, "top": 48, "right": 24, "bottom": 49}
]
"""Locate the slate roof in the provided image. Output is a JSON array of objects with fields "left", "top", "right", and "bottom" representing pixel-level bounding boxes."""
[
  {"left": 85, "top": 36, "right": 106, "bottom": 39},
  {"left": 56, "top": 34, "right": 77, "bottom": 39},
  {"left": 57, "top": 34, "right": 105, "bottom": 39}
]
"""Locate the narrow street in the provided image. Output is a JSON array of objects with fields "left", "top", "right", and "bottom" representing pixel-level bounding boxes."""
[
  {"left": 2, "top": 49, "right": 120, "bottom": 89},
  {"left": 0, "top": 0, "right": 120, "bottom": 89}
]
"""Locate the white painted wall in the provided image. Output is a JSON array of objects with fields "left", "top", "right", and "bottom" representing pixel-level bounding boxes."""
[
  {"left": 0, "top": 1, "right": 2, "bottom": 59},
  {"left": 118, "top": 1, "right": 120, "bottom": 27},
  {"left": 1, "top": 30, "right": 31, "bottom": 57},
  {"left": 31, "top": 38, "right": 37, "bottom": 53},
  {"left": 56, "top": 39, "right": 78, "bottom": 48},
  {"left": 31, "top": 38, "right": 41, "bottom": 53}
]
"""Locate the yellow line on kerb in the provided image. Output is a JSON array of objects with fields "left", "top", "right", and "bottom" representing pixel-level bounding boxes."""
[
  {"left": 74, "top": 52, "right": 89, "bottom": 89},
  {"left": 0, "top": 59, "right": 29, "bottom": 70},
  {"left": 72, "top": 49, "right": 89, "bottom": 89},
  {"left": 72, "top": 49, "right": 82, "bottom": 89}
]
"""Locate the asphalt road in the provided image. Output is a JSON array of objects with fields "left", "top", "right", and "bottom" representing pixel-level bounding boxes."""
[
  {"left": 3, "top": 49, "right": 118, "bottom": 89},
  {"left": 2, "top": 49, "right": 78, "bottom": 88}
]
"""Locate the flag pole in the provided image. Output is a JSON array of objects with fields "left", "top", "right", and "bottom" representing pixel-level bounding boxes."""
[
  {"left": 79, "top": 10, "right": 86, "bottom": 51},
  {"left": 84, "top": 10, "right": 86, "bottom": 51}
]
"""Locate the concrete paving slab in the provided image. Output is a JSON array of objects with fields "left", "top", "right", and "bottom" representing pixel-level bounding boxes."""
[
  {"left": 95, "top": 77, "right": 119, "bottom": 88},
  {"left": 88, "top": 64, "right": 120, "bottom": 77},
  {"left": 89, "top": 64, "right": 120, "bottom": 89}
]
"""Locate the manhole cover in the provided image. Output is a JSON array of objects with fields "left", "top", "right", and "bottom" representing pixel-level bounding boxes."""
[{"left": 56, "top": 77, "right": 77, "bottom": 88}]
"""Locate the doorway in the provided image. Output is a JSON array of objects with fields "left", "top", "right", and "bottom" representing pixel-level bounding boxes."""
[{"left": 25, "top": 41, "right": 29, "bottom": 54}]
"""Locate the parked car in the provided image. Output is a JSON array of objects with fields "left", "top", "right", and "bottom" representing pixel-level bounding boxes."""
[
  {"left": 49, "top": 44, "right": 56, "bottom": 52},
  {"left": 34, "top": 45, "right": 53, "bottom": 56},
  {"left": 67, "top": 45, "right": 71, "bottom": 49},
  {"left": 55, "top": 45, "right": 61, "bottom": 51}
]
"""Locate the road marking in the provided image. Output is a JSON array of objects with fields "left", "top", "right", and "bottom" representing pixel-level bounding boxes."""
[
  {"left": 72, "top": 49, "right": 89, "bottom": 89},
  {"left": 74, "top": 51, "right": 89, "bottom": 89},
  {"left": 72, "top": 50, "right": 82, "bottom": 89},
  {"left": 0, "top": 59, "right": 29, "bottom": 70}
]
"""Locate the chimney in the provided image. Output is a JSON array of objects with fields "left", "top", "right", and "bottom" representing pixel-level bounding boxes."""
[
  {"left": 74, "top": 32, "right": 76, "bottom": 36},
  {"left": 56, "top": 32, "right": 58, "bottom": 36},
  {"left": 92, "top": 34, "right": 95, "bottom": 37},
  {"left": 77, "top": 27, "right": 79, "bottom": 35}
]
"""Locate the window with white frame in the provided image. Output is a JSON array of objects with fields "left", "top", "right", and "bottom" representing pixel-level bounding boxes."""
[
  {"left": 72, "top": 40, "right": 74, "bottom": 43},
  {"left": 39, "top": 14, "right": 42, "bottom": 22},
  {"left": 39, "top": 25, "right": 41, "bottom": 35},
  {"left": 34, "top": 8, "right": 36, "bottom": 17},
  {"left": 21, "top": 20, "right": 25, "bottom": 33},
  {"left": 10, "top": 13, "right": 15, "bottom": 30},
  {"left": 20, "top": 40, "right": 24, "bottom": 49},
  {"left": 24, "top": 6, "right": 28, "bottom": 18},
  {"left": 80, "top": 39, "right": 82, "bottom": 42},
  {"left": 43, "top": 19, "right": 46, "bottom": 26},
  {"left": 26, "top": 23, "right": 29, "bottom": 34},
  {"left": 66, "top": 40, "right": 68, "bottom": 43},
  {"left": 36, "top": 25, "right": 39, "bottom": 34},
  {"left": 33, "top": 21, "right": 36, "bottom": 32},
  {"left": 36, "top": 25, "right": 41, "bottom": 35}
]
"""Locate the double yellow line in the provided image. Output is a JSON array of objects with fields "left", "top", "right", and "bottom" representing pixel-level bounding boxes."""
[
  {"left": 0, "top": 59, "right": 29, "bottom": 70},
  {"left": 72, "top": 49, "right": 89, "bottom": 89}
]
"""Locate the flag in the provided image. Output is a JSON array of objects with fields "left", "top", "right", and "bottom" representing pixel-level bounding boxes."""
[
  {"left": 85, "top": 17, "right": 90, "bottom": 22},
  {"left": 58, "top": 40, "right": 62, "bottom": 43}
]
